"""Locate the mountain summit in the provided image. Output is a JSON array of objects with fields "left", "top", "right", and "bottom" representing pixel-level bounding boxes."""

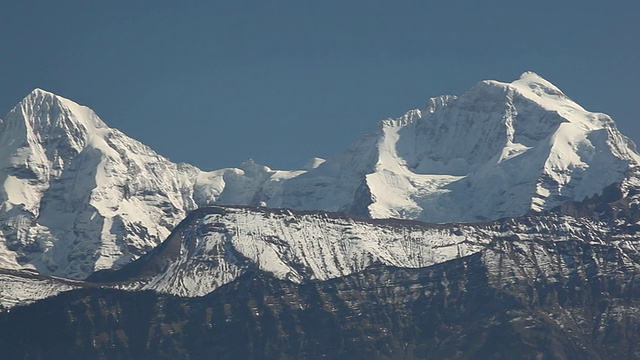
[
  {"left": 1, "top": 73, "right": 638, "bottom": 279},
  {"left": 0, "top": 89, "right": 201, "bottom": 278},
  {"left": 280, "top": 71, "right": 640, "bottom": 221}
]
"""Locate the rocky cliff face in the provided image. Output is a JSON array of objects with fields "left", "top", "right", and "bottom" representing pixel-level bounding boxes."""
[{"left": 87, "top": 205, "right": 488, "bottom": 296}]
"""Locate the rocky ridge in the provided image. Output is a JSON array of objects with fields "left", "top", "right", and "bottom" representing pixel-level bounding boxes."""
[{"left": 2, "top": 222, "right": 640, "bottom": 359}]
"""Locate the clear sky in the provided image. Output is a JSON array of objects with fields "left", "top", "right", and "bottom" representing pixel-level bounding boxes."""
[{"left": 1, "top": 1, "right": 638, "bottom": 170}]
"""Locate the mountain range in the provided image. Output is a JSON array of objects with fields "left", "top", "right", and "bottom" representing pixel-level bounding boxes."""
[
  {"left": 1, "top": 72, "right": 638, "bottom": 281},
  {"left": 2, "top": 72, "right": 640, "bottom": 359}
]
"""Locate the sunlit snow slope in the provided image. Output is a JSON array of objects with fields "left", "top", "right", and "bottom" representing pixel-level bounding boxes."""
[
  {"left": 88, "top": 204, "right": 640, "bottom": 298},
  {"left": 88, "top": 206, "right": 488, "bottom": 296}
]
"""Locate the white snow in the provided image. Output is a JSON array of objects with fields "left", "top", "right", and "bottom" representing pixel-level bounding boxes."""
[
  {"left": 0, "top": 89, "right": 201, "bottom": 278},
  {"left": 138, "top": 207, "right": 490, "bottom": 296},
  {"left": 0, "top": 269, "right": 81, "bottom": 309},
  {"left": 281, "top": 71, "right": 640, "bottom": 222},
  {"left": 124, "top": 206, "right": 640, "bottom": 298}
]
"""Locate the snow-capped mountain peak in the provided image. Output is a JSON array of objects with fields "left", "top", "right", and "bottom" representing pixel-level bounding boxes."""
[
  {"left": 279, "top": 72, "right": 640, "bottom": 222},
  {"left": 1, "top": 89, "right": 106, "bottom": 214},
  {"left": 0, "top": 90, "right": 203, "bottom": 279},
  {"left": 0, "top": 90, "right": 306, "bottom": 279},
  {"left": 2, "top": 72, "right": 639, "bottom": 280},
  {"left": 17, "top": 88, "right": 108, "bottom": 135}
]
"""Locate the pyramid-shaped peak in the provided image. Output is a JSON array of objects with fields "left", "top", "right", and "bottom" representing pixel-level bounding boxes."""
[
  {"left": 11, "top": 88, "right": 108, "bottom": 130},
  {"left": 20, "top": 88, "right": 69, "bottom": 107},
  {"left": 19, "top": 88, "right": 86, "bottom": 108},
  {"left": 29, "top": 87, "right": 57, "bottom": 97},
  {"left": 14, "top": 88, "right": 57, "bottom": 110}
]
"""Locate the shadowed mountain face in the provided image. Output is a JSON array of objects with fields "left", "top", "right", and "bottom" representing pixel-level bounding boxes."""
[{"left": 2, "top": 236, "right": 640, "bottom": 360}]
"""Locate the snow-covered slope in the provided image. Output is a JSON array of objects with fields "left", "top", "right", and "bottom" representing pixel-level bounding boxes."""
[
  {"left": 88, "top": 203, "right": 640, "bottom": 298},
  {"left": 88, "top": 206, "right": 486, "bottom": 296},
  {"left": 280, "top": 72, "right": 640, "bottom": 222},
  {"left": 0, "top": 268, "right": 81, "bottom": 309},
  {"left": 194, "top": 160, "right": 305, "bottom": 207}
]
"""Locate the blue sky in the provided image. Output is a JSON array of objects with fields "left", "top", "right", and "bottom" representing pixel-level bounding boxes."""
[{"left": 1, "top": 1, "right": 638, "bottom": 170}]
